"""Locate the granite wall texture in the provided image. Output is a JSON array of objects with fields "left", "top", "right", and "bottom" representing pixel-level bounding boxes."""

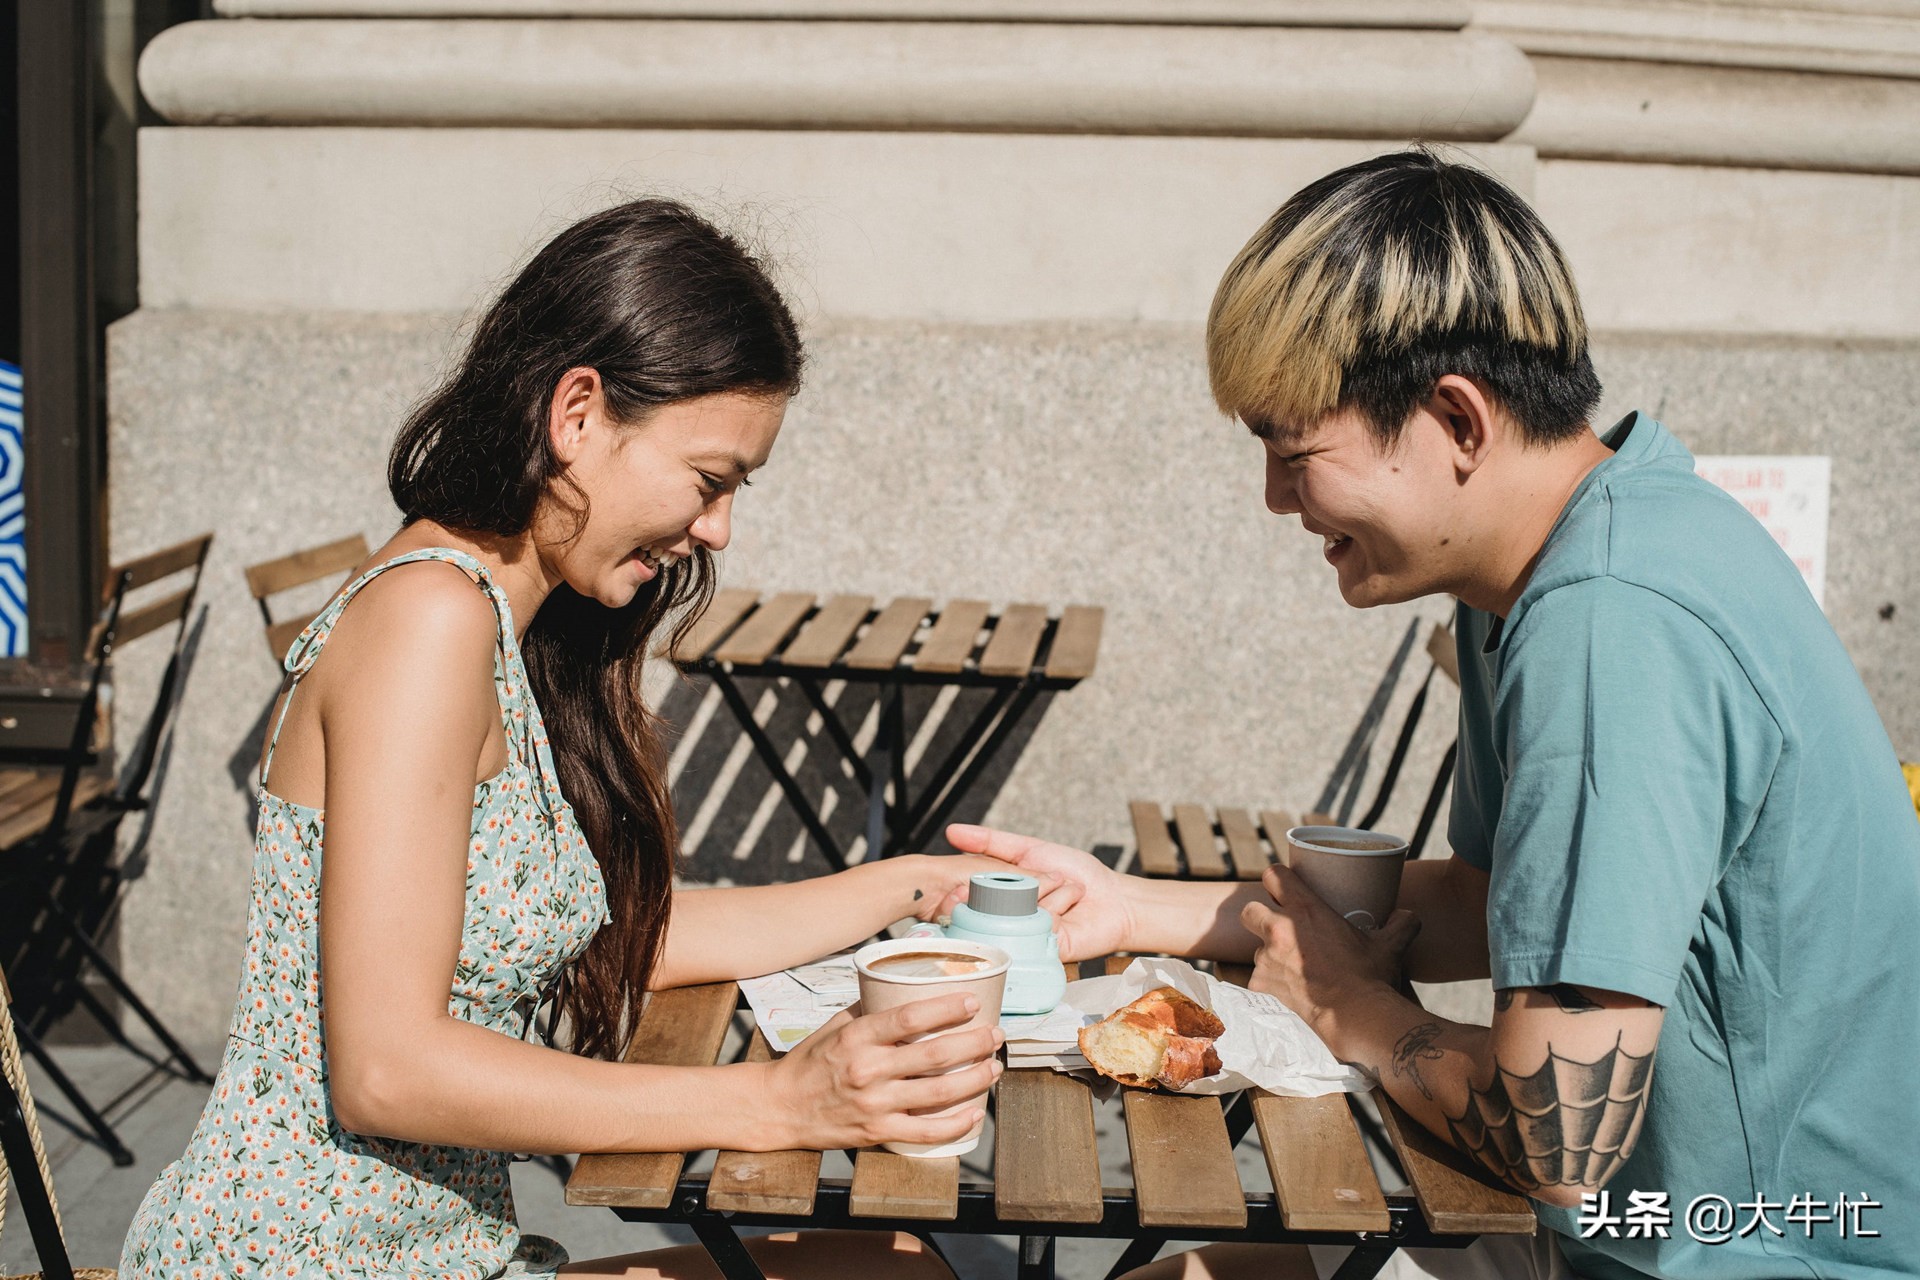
[{"left": 103, "top": 311, "right": 1917, "bottom": 1040}]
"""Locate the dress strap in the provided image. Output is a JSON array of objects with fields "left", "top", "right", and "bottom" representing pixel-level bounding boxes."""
[{"left": 260, "top": 547, "right": 519, "bottom": 791}]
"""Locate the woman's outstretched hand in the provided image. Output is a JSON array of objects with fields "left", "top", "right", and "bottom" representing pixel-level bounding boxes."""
[
  {"left": 942, "top": 823, "right": 1135, "bottom": 962},
  {"left": 765, "top": 994, "right": 1004, "bottom": 1152}
]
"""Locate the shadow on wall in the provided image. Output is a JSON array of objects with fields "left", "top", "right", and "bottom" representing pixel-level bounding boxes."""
[
  {"left": 660, "top": 673, "right": 1055, "bottom": 884},
  {"left": 226, "top": 698, "right": 274, "bottom": 838}
]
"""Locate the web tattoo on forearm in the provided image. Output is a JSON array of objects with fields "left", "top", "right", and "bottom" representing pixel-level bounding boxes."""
[{"left": 1445, "top": 1034, "right": 1654, "bottom": 1192}]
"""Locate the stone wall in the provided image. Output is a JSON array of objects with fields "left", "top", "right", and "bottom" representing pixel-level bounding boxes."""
[
  {"left": 106, "top": 1, "right": 1920, "bottom": 1040},
  {"left": 108, "top": 311, "right": 1918, "bottom": 1039}
]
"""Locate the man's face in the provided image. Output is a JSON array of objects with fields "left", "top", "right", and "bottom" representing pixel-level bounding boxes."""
[{"left": 1259, "top": 405, "right": 1466, "bottom": 608}]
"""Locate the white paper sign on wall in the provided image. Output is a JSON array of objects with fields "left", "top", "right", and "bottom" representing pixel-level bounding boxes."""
[{"left": 1694, "top": 455, "right": 1832, "bottom": 608}]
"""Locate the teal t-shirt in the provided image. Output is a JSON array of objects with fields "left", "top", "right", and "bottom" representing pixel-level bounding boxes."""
[{"left": 1450, "top": 413, "right": 1919, "bottom": 1278}]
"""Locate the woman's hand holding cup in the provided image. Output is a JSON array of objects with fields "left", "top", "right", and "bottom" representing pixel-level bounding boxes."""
[{"left": 766, "top": 994, "right": 1005, "bottom": 1153}]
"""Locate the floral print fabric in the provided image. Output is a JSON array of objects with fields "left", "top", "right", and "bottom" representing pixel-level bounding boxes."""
[{"left": 122, "top": 548, "right": 609, "bottom": 1279}]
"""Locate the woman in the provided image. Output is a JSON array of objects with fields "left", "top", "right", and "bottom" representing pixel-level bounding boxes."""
[{"left": 122, "top": 200, "right": 1023, "bottom": 1279}]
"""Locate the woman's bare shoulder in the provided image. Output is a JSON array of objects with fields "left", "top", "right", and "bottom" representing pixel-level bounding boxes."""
[{"left": 315, "top": 558, "right": 501, "bottom": 689}]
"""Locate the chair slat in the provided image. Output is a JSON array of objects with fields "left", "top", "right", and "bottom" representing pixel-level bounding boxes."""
[
  {"left": 0, "top": 773, "right": 64, "bottom": 825},
  {"left": 708, "top": 1031, "right": 823, "bottom": 1215},
  {"left": 1128, "top": 801, "right": 1182, "bottom": 877},
  {"left": 1372, "top": 1089, "right": 1537, "bottom": 1234},
  {"left": 1257, "top": 810, "right": 1298, "bottom": 866},
  {"left": 976, "top": 604, "right": 1049, "bottom": 679},
  {"left": 672, "top": 588, "right": 760, "bottom": 663},
  {"left": 266, "top": 614, "right": 314, "bottom": 660},
  {"left": 1252, "top": 1092, "right": 1392, "bottom": 1232},
  {"left": 713, "top": 593, "right": 815, "bottom": 666},
  {"left": 1427, "top": 623, "right": 1460, "bottom": 687},
  {"left": 112, "top": 533, "right": 212, "bottom": 595},
  {"left": 1301, "top": 811, "right": 1337, "bottom": 827},
  {"left": 565, "top": 983, "right": 738, "bottom": 1208},
  {"left": 1171, "top": 803, "right": 1228, "bottom": 879},
  {"left": 0, "top": 767, "right": 48, "bottom": 803},
  {"left": 0, "top": 775, "right": 110, "bottom": 849},
  {"left": 994, "top": 1068, "right": 1102, "bottom": 1223},
  {"left": 1216, "top": 808, "right": 1269, "bottom": 880},
  {"left": 849, "top": 1152, "right": 960, "bottom": 1220},
  {"left": 778, "top": 595, "right": 873, "bottom": 669},
  {"left": 117, "top": 589, "right": 191, "bottom": 646},
  {"left": 912, "top": 600, "right": 991, "bottom": 674},
  {"left": 1122, "top": 1091, "right": 1247, "bottom": 1229},
  {"left": 841, "top": 596, "right": 932, "bottom": 671},
  {"left": 1042, "top": 605, "right": 1104, "bottom": 680},
  {"left": 244, "top": 534, "right": 367, "bottom": 600}
]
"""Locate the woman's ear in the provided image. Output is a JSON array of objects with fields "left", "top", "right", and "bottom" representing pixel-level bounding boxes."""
[
  {"left": 1429, "top": 374, "right": 1499, "bottom": 477},
  {"left": 547, "top": 367, "right": 602, "bottom": 465}
]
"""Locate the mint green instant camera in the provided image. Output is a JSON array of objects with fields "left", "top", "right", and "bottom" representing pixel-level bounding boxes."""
[{"left": 921, "top": 872, "right": 1066, "bottom": 1015}]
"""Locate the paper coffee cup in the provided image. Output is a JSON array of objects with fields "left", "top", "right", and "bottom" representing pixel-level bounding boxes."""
[
  {"left": 852, "top": 938, "right": 1010, "bottom": 1158},
  {"left": 1284, "top": 826, "right": 1409, "bottom": 930}
]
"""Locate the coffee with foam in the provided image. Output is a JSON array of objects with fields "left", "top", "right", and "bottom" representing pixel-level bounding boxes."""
[{"left": 867, "top": 951, "right": 992, "bottom": 979}]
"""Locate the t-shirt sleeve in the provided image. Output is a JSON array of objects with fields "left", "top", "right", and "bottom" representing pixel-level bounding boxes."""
[{"left": 1486, "top": 577, "right": 1780, "bottom": 1007}]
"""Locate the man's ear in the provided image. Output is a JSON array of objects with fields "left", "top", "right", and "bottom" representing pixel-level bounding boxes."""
[
  {"left": 547, "top": 367, "right": 602, "bottom": 465},
  {"left": 1428, "top": 374, "right": 1499, "bottom": 478}
]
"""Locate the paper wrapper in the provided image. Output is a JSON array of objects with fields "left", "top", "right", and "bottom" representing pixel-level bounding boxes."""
[{"left": 1008, "top": 956, "right": 1373, "bottom": 1096}]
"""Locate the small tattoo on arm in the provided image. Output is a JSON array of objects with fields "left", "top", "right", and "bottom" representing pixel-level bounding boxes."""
[
  {"left": 912, "top": 889, "right": 924, "bottom": 901},
  {"left": 1542, "top": 984, "right": 1604, "bottom": 1013},
  {"left": 1391, "top": 1022, "right": 1447, "bottom": 1101}
]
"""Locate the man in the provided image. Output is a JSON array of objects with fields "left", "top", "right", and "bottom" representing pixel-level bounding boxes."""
[{"left": 949, "top": 149, "right": 1919, "bottom": 1278}]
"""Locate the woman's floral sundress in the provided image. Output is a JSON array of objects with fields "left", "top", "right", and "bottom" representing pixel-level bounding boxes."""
[{"left": 122, "top": 548, "right": 610, "bottom": 1279}]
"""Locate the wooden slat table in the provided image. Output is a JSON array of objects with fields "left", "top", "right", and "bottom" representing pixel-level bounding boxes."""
[
  {"left": 567, "top": 977, "right": 1534, "bottom": 1280},
  {"left": 671, "top": 590, "right": 1105, "bottom": 870}
]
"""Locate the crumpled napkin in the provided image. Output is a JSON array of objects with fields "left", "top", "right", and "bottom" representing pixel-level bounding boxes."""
[{"left": 1007, "top": 956, "right": 1374, "bottom": 1096}]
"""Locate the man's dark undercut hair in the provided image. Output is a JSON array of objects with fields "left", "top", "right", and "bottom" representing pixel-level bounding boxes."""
[{"left": 1208, "top": 148, "right": 1603, "bottom": 448}]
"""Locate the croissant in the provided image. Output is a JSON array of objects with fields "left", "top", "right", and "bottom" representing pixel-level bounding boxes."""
[{"left": 1078, "top": 986, "right": 1224, "bottom": 1089}]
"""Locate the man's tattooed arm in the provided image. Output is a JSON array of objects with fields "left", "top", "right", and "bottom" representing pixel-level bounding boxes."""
[
  {"left": 1372, "top": 986, "right": 1658, "bottom": 1205},
  {"left": 1445, "top": 1034, "right": 1654, "bottom": 1195}
]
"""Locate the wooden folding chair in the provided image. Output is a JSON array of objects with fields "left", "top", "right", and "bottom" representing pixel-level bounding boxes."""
[
  {"left": 1130, "top": 622, "right": 1460, "bottom": 880},
  {"left": 243, "top": 533, "right": 369, "bottom": 658},
  {"left": 0, "top": 534, "right": 216, "bottom": 1166},
  {"left": 2, "top": 970, "right": 116, "bottom": 1280}
]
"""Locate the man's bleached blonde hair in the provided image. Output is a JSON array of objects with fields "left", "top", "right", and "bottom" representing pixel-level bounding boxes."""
[{"left": 1208, "top": 149, "right": 1600, "bottom": 446}]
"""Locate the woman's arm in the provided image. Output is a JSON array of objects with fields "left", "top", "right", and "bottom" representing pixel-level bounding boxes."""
[
  {"left": 654, "top": 854, "right": 1009, "bottom": 989},
  {"left": 315, "top": 569, "right": 996, "bottom": 1155}
]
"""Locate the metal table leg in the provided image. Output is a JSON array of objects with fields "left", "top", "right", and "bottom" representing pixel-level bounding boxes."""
[
  {"left": 791, "top": 677, "right": 872, "bottom": 791},
  {"left": 710, "top": 670, "right": 847, "bottom": 872},
  {"left": 1103, "top": 1237, "right": 1164, "bottom": 1279},
  {"left": 885, "top": 686, "right": 910, "bottom": 851},
  {"left": 886, "top": 684, "right": 1016, "bottom": 855},
  {"left": 1019, "top": 1233, "right": 1057, "bottom": 1280},
  {"left": 688, "top": 1212, "right": 771, "bottom": 1280},
  {"left": 1328, "top": 1242, "right": 1401, "bottom": 1279},
  {"left": 903, "top": 684, "right": 1044, "bottom": 853},
  {"left": 865, "top": 684, "right": 898, "bottom": 863}
]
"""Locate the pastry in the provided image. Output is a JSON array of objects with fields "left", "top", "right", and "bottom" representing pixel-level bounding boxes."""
[{"left": 1078, "top": 986, "right": 1224, "bottom": 1089}]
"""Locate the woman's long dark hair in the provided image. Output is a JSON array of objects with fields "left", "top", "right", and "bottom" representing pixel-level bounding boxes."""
[{"left": 388, "top": 199, "right": 803, "bottom": 1060}]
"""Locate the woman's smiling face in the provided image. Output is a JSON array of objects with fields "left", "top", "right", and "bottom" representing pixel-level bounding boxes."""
[
  {"left": 539, "top": 373, "right": 786, "bottom": 608},
  {"left": 1260, "top": 404, "right": 1465, "bottom": 609}
]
